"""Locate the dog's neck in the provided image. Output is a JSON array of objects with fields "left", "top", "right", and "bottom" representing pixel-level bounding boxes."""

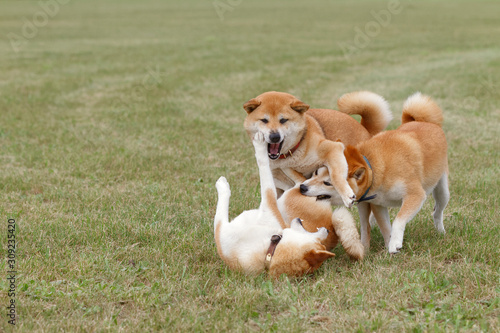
[
  {"left": 264, "top": 234, "right": 282, "bottom": 268},
  {"left": 278, "top": 140, "right": 301, "bottom": 159},
  {"left": 278, "top": 130, "right": 307, "bottom": 160},
  {"left": 356, "top": 155, "right": 376, "bottom": 203}
]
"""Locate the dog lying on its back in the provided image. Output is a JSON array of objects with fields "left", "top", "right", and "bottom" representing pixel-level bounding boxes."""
[
  {"left": 300, "top": 93, "right": 449, "bottom": 254},
  {"left": 214, "top": 133, "right": 364, "bottom": 277}
]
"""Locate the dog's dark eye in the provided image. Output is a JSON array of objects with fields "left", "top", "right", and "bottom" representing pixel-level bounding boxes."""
[
  {"left": 323, "top": 181, "right": 332, "bottom": 186},
  {"left": 260, "top": 119, "right": 269, "bottom": 124},
  {"left": 280, "top": 118, "right": 288, "bottom": 124}
]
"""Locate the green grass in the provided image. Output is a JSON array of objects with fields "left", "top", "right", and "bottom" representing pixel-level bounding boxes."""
[{"left": 0, "top": 0, "right": 499, "bottom": 331}]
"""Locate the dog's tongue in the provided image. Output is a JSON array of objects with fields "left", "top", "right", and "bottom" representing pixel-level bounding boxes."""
[{"left": 269, "top": 143, "right": 280, "bottom": 155}]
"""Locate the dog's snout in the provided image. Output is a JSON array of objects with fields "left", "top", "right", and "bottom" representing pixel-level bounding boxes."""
[
  {"left": 269, "top": 132, "right": 281, "bottom": 143},
  {"left": 299, "top": 184, "right": 308, "bottom": 194}
]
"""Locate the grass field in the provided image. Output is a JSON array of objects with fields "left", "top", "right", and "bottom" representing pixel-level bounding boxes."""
[{"left": 0, "top": 0, "right": 499, "bottom": 331}]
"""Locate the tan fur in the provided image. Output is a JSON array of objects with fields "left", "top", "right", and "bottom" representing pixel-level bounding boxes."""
[
  {"left": 303, "top": 93, "right": 449, "bottom": 254},
  {"left": 280, "top": 187, "right": 364, "bottom": 260},
  {"left": 268, "top": 243, "right": 334, "bottom": 278},
  {"left": 281, "top": 187, "right": 339, "bottom": 249},
  {"left": 301, "top": 93, "right": 449, "bottom": 253},
  {"left": 243, "top": 91, "right": 392, "bottom": 207},
  {"left": 265, "top": 188, "right": 287, "bottom": 229},
  {"left": 307, "top": 109, "right": 371, "bottom": 146},
  {"left": 337, "top": 91, "right": 392, "bottom": 136},
  {"left": 402, "top": 93, "right": 443, "bottom": 126}
]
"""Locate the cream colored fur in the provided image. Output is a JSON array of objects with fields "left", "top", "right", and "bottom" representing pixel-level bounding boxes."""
[{"left": 214, "top": 133, "right": 335, "bottom": 277}]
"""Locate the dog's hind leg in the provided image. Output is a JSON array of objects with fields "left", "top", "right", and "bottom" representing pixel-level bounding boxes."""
[
  {"left": 371, "top": 205, "right": 392, "bottom": 248},
  {"left": 432, "top": 173, "right": 449, "bottom": 234},
  {"left": 357, "top": 202, "right": 371, "bottom": 253},
  {"left": 214, "top": 176, "right": 233, "bottom": 262},
  {"left": 388, "top": 186, "right": 426, "bottom": 254},
  {"left": 253, "top": 133, "right": 288, "bottom": 228},
  {"left": 215, "top": 177, "right": 231, "bottom": 229}
]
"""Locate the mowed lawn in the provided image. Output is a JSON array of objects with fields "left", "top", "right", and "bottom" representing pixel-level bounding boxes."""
[{"left": 0, "top": 0, "right": 499, "bottom": 331}]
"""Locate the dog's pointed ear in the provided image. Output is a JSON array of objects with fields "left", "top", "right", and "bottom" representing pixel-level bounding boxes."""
[
  {"left": 243, "top": 99, "right": 261, "bottom": 114},
  {"left": 290, "top": 100, "right": 310, "bottom": 113},
  {"left": 353, "top": 167, "right": 366, "bottom": 180},
  {"left": 305, "top": 249, "right": 335, "bottom": 270}
]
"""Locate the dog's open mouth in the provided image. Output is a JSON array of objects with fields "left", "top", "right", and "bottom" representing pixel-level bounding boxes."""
[
  {"left": 268, "top": 141, "right": 283, "bottom": 160},
  {"left": 316, "top": 195, "right": 332, "bottom": 201}
]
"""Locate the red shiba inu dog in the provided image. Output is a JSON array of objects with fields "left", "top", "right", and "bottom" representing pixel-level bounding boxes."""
[
  {"left": 243, "top": 91, "right": 392, "bottom": 208},
  {"left": 214, "top": 133, "right": 363, "bottom": 277},
  {"left": 300, "top": 93, "right": 449, "bottom": 254}
]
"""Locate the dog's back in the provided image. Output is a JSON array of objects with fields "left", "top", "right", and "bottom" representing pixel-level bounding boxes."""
[
  {"left": 307, "top": 91, "right": 393, "bottom": 146},
  {"left": 398, "top": 92, "right": 448, "bottom": 183},
  {"left": 359, "top": 92, "right": 447, "bottom": 190}
]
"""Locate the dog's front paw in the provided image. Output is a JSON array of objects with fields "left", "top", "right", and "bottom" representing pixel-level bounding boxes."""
[
  {"left": 341, "top": 191, "right": 356, "bottom": 208},
  {"left": 252, "top": 132, "right": 268, "bottom": 163},
  {"left": 252, "top": 132, "right": 266, "bottom": 148},
  {"left": 388, "top": 224, "right": 404, "bottom": 254},
  {"left": 388, "top": 239, "right": 402, "bottom": 254}
]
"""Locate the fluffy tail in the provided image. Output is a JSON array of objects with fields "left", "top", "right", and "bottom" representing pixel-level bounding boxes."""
[
  {"left": 337, "top": 91, "right": 392, "bottom": 136},
  {"left": 402, "top": 92, "right": 443, "bottom": 127},
  {"left": 331, "top": 207, "right": 364, "bottom": 260}
]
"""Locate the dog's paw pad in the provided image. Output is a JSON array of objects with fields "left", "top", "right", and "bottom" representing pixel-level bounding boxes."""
[
  {"left": 342, "top": 196, "right": 355, "bottom": 208},
  {"left": 388, "top": 242, "right": 402, "bottom": 254},
  {"left": 253, "top": 132, "right": 265, "bottom": 144}
]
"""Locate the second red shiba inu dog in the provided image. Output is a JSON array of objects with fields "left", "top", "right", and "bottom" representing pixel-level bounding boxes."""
[{"left": 300, "top": 93, "right": 449, "bottom": 254}]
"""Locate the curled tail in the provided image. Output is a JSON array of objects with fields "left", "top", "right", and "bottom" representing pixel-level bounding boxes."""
[
  {"left": 402, "top": 92, "right": 443, "bottom": 127},
  {"left": 338, "top": 91, "right": 392, "bottom": 136}
]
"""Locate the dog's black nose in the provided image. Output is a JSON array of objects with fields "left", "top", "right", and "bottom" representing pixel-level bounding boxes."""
[
  {"left": 300, "top": 184, "right": 308, "bottom": 194},
  {"left": 269, "top": 132, "right": 281, "bottom": 143}
]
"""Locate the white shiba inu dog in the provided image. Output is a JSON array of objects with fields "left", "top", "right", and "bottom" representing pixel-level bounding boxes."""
[{"left": 214, "top": 133, "right": 363, "bottom": 277}]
